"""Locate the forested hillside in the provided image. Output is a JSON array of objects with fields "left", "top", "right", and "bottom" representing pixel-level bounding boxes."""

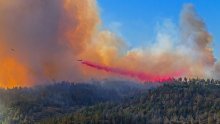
[
  {"left": 42, "top": 79, "right": 220, "bottom": 124},
  {"left": 0, "top": 80, "right": 149, "bottom": 123},
  {"left": 0, "top": 79, "right": 220, "bottom": 124}
]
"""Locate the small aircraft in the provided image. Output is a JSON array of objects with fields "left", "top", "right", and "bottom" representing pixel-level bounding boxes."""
[
  {"left": 77, "top": 59, "right": 83, "bottom": 62},
  {"left": 11, "top": 49, "right": 15, "bottom": 52}
]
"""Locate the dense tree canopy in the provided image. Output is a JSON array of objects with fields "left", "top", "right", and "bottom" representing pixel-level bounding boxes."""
[{"left": 0, "top": 78, "right": 220, "bottom": 123}]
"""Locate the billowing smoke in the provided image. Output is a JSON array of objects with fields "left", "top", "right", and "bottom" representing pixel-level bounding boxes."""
[
  {"left": 180, "top": 4, "right": 215, "bottom": 76},
  {"left": 0, "top": 0, "right": 99, "bottom": 87},
  {"left": 80, "top": 3, "right": 218, "bottom": 81},
  {"left": 0, "top": 1, "right": 219, "bottom": 88}
]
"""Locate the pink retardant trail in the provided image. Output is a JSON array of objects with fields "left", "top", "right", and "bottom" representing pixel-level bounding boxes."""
[{"left": 81, "top": 60, "right": 186, "bottom": 83}]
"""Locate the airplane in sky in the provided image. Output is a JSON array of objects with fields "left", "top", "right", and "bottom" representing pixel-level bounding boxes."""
[{"left": 77, "top": 59, "right": 83, "bottom": 62}]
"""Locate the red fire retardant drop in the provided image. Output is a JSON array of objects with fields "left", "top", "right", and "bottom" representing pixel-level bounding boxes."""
[{"left": 81, "top": 60, "right": 186, "bottom": 83}]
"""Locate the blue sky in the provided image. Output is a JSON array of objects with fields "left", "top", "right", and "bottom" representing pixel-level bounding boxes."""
[{"left": 98, "top": 0, "right": 220, "bottom": 59}]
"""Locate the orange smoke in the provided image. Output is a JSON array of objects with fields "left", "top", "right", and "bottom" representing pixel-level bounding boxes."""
[
  {"left": 0, "top": 40, "right": 30, "bottom": 88},
  {"left": 0, "top": 57, "right": 31, "bottom": 88},
  {"left": 63, "top": 0, "right": 100, "bottom": 54},
  {"left": 0, "top": 0, "right": 99, "bottom": 88}
]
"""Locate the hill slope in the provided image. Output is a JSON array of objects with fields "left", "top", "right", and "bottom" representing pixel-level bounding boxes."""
[
  {"left": 42, "top": 82, "right": 220, "bottom": 124},
  {"left": 0, "top": 80, "right": 149, "bottom": 123},
  {"left": 0, "top": 79, "right": 220, "bottom": 123}
]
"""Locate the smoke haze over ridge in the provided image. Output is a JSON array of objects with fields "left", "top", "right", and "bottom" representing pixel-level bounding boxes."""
[{"left": 0, "top": 1, "right": 219, "bottom": 88}]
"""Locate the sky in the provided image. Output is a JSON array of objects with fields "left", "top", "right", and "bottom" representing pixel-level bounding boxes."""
[{"left": 98, "top": 0, "right": 220, "bottom": 59}]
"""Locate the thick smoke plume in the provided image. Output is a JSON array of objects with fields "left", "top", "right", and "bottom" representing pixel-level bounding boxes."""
[
  {"left": 0, "top": 1, "right": 219, "bottom": 88},
  {"left": 0, "top": 0, "right": 99, "bottom": 87}
]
